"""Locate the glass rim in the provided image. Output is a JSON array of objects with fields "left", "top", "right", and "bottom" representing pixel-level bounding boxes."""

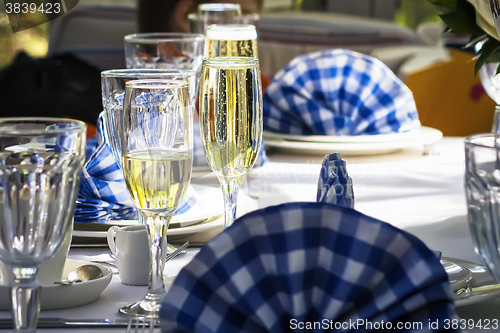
[
  {"left": 203, "top": 57, "right": 259, "bottom": 68},
  {"left": 125, "top": 79, "right": 189, "bottom": 89},
  {"left": 124, "top": 32, "right": 204, "bottom": 43},
  {"left": 188, "top": 12, "right": 260, "bottom": 21},
  {"left": 101, "top": 68, "right": 196, "bottom": 79},
  {"left": 464, "top": 133, "right": 498, "bottom": 148},
  {"left": 198, "top": 3, "right": 241, "bottom": 13},
  {"left": 206, "top": 24, "right": 257, "bottom": 40},
  {"left": 0, "top": 117, "right": 86, "bottom": 135}
]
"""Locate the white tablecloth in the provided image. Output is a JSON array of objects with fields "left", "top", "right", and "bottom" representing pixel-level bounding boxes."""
[{"left": 0, "top": 137, "right": 495, "bottom": 332}]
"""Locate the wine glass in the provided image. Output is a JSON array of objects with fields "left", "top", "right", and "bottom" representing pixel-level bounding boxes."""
[
  {"left": 204, "top": 24, "right": 258, "bottom": 58},
  {"left": 118, "top": 79, "right": 193, "bottom": 318},
  {"left": 188, "top": 3, "right": 242, "bottom": 34},
  {"left": 0, "top": 118, "right": 86, "bottom": 332},
  {"left": 101, "top": 69, "right": 197, "bottom": 169},
  {"left": 199, "top": 57, "right": 263, "bottom": 229}
]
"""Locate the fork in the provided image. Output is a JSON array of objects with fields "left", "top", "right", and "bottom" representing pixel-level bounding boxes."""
[{"left": 126, "top": 317, "right": 156, "bottom": 333}]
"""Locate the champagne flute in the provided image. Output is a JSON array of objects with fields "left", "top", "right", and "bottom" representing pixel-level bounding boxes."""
[
  {"left": 199, "top": 57, "right": 262, "bottom": 229},
  {"left": 119, "top": 79, "right": 193, "bottom": 318},
  {"left": 204, "top": 24, "right": 258, "bottom": 58},
  {"left": 189, "top": 3, "right": 242, "bottom": 34},
  {"left": 0, "top": 118, "right": 86, "bottom": 332}
]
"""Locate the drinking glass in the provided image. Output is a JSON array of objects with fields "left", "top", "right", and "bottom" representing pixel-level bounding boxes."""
[
  {"left": 188, "top": 3, "right": 241, "bottom": 34},
  {"left": 465, "top": 133, "right": 500, "bottom": 283},
  {"left": 199, "top": 57, "right": 263, "bottom": 229},
  {"left": 101, "top": 69, "right": 197, "bottom": 169},
  {"left": 204, "top": 24, "right": 258, "bottom": 58},
  {"left": 0, "top": 118, "right": 86, "bottom": 332},
  {"left": 124, "top": 33, "right": 204, "bottom": 71},
  {"left": 119, "top": 79, "right": 193, "bottom": 318}
]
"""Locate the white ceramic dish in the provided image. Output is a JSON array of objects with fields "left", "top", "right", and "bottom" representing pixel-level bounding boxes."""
[
  {"left": 263, "top": 126, "right": 442, "bottom": 156},
  {"left": 74, "top": 185, "right": 223, "bottom": 231},
  {"left": 0, "top": 260, "right": 112, "bottom": 311},
  {"left": 263, "top": 128, "right": 419, "bottom": 144},
  {"left": 73, "top": 215, "right": 223, "bottom": 239},
  {"left": 443, "top": 257, "right": 500, "bottom": 307}
]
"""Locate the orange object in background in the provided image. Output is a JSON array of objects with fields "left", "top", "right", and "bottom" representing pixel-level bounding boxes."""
[{"left": 405, "top": 49, "right": 496, "bottom": 136}]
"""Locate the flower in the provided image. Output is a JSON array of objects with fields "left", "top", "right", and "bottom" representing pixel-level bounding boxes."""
[
  {"left": 468, "top": 0, "right": 498, "bottom": 40},
  {"left": 429, "top": 0, "right": 500, "bottom": 74}
]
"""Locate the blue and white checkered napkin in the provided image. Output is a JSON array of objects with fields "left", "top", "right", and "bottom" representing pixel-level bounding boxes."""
[
  {"left": 263, "top": 49, "right": 420, "bottom": 136},
  {"left": 75, "top": 114, "right": 197, "bottom": 223},
  {"left": 160, "top": 202, "right": 458, "bottom": 332},
  {"left": 317, "top": 152, "right": 354, "bottom": 208}
]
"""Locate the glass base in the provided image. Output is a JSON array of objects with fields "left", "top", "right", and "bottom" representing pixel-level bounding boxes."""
[{"left": 119, "top": 298, "right": 162, "bottom": 318}]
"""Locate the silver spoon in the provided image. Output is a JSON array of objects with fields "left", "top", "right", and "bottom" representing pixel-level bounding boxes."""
[{"left": 55, "top": 264, "right": 103, "bottom": 285}]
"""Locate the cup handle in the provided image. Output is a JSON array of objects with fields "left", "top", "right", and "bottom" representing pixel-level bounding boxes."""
[{"left": 107, "top": 226, "right": 120, "bottom": 255}]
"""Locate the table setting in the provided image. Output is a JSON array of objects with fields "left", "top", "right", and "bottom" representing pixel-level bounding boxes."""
[{"left": 5, "top": 2, "right": 500, "bottom": 333}]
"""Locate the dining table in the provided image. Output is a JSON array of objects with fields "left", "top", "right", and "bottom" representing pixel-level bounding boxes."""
[{"left": 0, "top": 135, "right": 497, "bottom": 333}]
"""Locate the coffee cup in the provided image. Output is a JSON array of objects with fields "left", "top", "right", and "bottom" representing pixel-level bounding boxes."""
[
  {"left": 0, "top": 227, "right": 72, "bottom": 286},
  {"left": 107, "top": 225, "right": 150, "bottom": 286}
]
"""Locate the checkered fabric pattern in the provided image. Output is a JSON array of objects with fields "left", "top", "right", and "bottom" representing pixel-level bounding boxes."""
[
  {"left": 75, "top": 114, "right": 197, "bottom": 223},
  {"left": 317, "top": 152, "right": 354, "bottom": 208},
  {"left": 263, "top": 49, "right": 420, "bottom": 136},
  {"left": 160, "top": 202, "right": 459, "bottom": 333}
]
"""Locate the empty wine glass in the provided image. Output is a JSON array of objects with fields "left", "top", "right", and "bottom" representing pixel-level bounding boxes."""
[
  {"left": 0, "top": 118, "right": 86, "bottom": 332},
  {"left": 199, "top": 57, "right": 263, "bottom": 229},
  {"left": 118, "top": 79, "right": 193, "bottom": 318},
  {"left": 188, "top": 3, "right": 242, "bottom": 34},
  {"left": 101, "top": 69, "right": 197, "bottom": 169}
]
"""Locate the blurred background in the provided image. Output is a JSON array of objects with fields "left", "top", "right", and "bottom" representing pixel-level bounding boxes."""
[{"left": 0, "top": 0, "right": 440, "bottom": 71}]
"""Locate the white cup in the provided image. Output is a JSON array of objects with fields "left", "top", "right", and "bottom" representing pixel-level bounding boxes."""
[
  {"left": 107, "top": 225, "right": 150, "bottom": 286},
  {"left": 0, "top": 227, "right": 72, "bottom": 286}
]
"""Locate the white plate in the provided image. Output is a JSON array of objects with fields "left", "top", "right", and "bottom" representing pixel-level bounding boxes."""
[
  {"left": 263, "top": 129, "right": 419, "bottom": 144},
  {"left": 0, "top": 260, "right": 112, "bottom": 311},
  {"left": 263, "top": 126, "right": 442, "bottom": 156},
  {"left": 443, "top": 257, "right": 500, "bottom": 307},
  {"left": 75, "top": 184, "right": 223, "bottom": 231},
  {"left": 73, "top": 215, "right": 223, "bottom": 239}
]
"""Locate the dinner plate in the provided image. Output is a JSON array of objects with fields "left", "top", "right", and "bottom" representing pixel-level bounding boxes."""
[
  {"left": 0, "top": 259, "right": 112, "bottom": 311},
  {"left": 73, "top": 214, "right": 223, "bottom": 239},
  {"left": 74, "top": 184, "right": 223, "bottom": 231},
  {"left": 443, "top": 257, "right": 500, "bottom": 307},
  {"left": 263, "top": 126, "right": 443, "bottom": 156}
]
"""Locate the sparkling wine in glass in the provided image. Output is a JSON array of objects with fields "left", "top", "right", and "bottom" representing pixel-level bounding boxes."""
[
  {"left": 119, "top": 79, "right": 193, "bottom": 318},
  {"left": 199, "top": 57, "right": 263, "bottom": 229},
  {"left": 0, "top": 118, "right": 86, "bottom": 332},
  {"left": 204, "top": 24, "right": 258, "bottom": 58}
]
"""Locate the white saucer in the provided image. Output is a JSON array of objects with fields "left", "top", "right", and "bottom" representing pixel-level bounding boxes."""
[
  {"left": 443, "top": 257, "right": 500, "bottom": 307},
  {"left": 263, "top": 126, "right": 442, "bottom": 156},
  {"left": 0, "top": 259, "right": 112, "bottom": 311}
]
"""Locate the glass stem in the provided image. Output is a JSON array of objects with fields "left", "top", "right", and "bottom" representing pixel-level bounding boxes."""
[
  {"left": 220, "top": 176, "right": 244, "bottom": 229},
  {"left": 11, "top": 268, "right": 39, "bottom": 333},
  {"left": 139, "top": 211, "right": 171, "bottom": 303}
]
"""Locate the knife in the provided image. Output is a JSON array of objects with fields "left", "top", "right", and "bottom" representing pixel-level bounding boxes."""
[{"left": 0, "top": 317, "right": 159, "bottom": 329}]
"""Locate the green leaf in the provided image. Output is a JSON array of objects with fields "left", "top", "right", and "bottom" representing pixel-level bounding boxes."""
[
  {"left": 428, "top": 0, "right": 456, "bottom": 8},
  {"left": 465, "top": 34, "right": 488, "bottom": 48},
  {"left": 439, "top": 0, "right": 484, "bottom": 35},
  {"left": 474, "top": 38, "right": 500, "bottom": 76}
]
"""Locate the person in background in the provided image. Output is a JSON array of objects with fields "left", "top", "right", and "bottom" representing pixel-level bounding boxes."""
[{"left": 138, "top": 0, "right": 263, "bottom": 33}]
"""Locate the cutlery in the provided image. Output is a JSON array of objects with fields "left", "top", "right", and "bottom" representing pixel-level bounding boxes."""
[
  {"left": 454, "top": 283, "right": 500, "bottom": 300},
  {"left": 126, "top": 317, "right": 155, "bottom": 333},
  {"left": 165, "top": 241, "right": 189, "bottom": 262},
  {"left": 0, "top": 318, "right": 159, "bottom": 329}
]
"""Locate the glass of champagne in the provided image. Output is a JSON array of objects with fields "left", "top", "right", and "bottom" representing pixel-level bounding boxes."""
[
  {"left": 0, "top": 118, "right": 86, "bottom": 332},
  {"left": 199, "top": 57, "right": 263, "bottom": 229},
  {"left": 204, "top": 24, "right": 258, "bottom": 58},
  {"left": 119, "top": 79, "right": 193, "bottom": 318}
]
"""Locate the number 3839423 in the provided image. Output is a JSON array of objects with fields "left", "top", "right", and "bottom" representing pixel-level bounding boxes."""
[{"left": 5, "top": 2, "right": 61, "bottom": 14}]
